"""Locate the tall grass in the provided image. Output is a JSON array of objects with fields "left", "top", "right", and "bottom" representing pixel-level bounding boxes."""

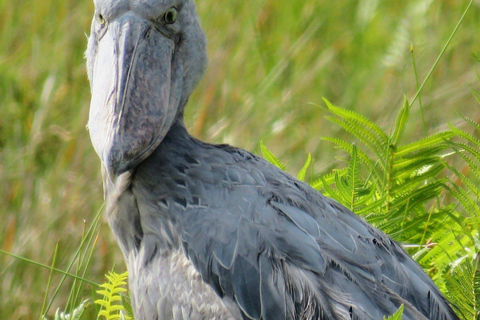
[{"left": 0, "top": 0, "right": 479, "bottom": 318}]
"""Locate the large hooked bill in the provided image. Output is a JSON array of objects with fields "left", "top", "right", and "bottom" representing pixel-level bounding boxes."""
[{"left": 88, "top": 12, "right": 182, "bottom": 177}]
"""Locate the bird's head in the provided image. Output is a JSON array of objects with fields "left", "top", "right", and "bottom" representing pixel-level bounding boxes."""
[{"left": 86, "top": 0, "right": 207, "bottom": 177}]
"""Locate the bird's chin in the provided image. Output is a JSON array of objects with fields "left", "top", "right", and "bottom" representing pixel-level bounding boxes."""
[{"left": 88, "top": 12, "right": 183, "bottom": 177}]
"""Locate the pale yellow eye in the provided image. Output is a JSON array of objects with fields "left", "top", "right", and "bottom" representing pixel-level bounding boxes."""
[
  {"left": 95, "top": 12, "right": 106, "bottom": 25},
  {"left": 164, "top": 7, "right": 177, "bottom": 24}
]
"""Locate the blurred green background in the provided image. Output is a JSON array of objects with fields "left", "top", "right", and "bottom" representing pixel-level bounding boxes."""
[{"left": 1, "top": 0, "right": 479, "bottom": 318}]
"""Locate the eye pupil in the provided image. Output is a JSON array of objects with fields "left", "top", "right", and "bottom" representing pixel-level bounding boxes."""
[
  {"left": 96, "top": 13, "right": 105, "bottom": 25},
  {"left": 164, "top": 8, "right": 177, "bottom": 24}
]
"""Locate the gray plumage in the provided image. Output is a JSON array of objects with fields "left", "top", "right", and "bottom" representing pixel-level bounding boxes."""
[{"left": 85, "top": 0, "right": 460, "bottom": 319}]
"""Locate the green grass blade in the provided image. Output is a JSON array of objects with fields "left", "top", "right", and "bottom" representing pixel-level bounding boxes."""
[
  {"left": 297, "top": 153, "right": 312, "bottom": 181},
  {"left": 40, "top": 243, "right": 59, "bottom": 319},
  {"left": 0, "top": 250, "right": 98, "bottom": 287},
  {"left": 45, "top": 203, "right": 104, "bottom": 313},
  {"left": 410, "top": 45, "right": 426, "bottom": 135},
  {"left": 391, "top": 96, "right": 410, "bottom": 145},
  {"left": 410, "top": 0, "right": 474, "bottom": 105},
  {"left": 73, "top": 232, "right": 100, "bottom": 313}
]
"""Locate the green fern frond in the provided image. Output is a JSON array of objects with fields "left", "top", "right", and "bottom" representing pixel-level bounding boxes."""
[
  {"left": 120, "top": 295, "right": 135, "bottom": 320},
  {"left": 345, "top": 145, "right": 359, "bottom": 210},
  {"left": 316, "top": 176, "right": 340, "bottom": 199},
  {"left": 322, "top": 98, "right": 388, "bottom": 145},
  {"left": 41, "top": 300, "right": 87, "bottom": 320},
  {"left": 416, "top": 228, "right": 474, "bottom": 280},
  {"left": 383, "top": 304, "right": 404, "bottom": 320},
  {"left": 325, "top": 115, "right": 387, "bottom": 163},
  {"left": 448, "top": 140, "right": 480, "bottom": 168},
  {"left": 443, "top": 254, "right": 480, "bottom": 319},
  {"left": 446, "top": 150, "right": 480, "bottom": 197},
  {"left": 474, "top": 255, "right": 480, "bottom": 319},
  {"left": 444, "top": 177, "right": 480, "bottom": 221},
  {"left": 260, "top": 141, "right": 286, "bottom": 171},
  {"left": 317, "top": 147, "right": 379, "bottom": 214},
  {"left": 392, "top": 151, "right": 444, "bottom": 174},
  {"left": 322, "top": 98, "right": 388, "bottom": 163},
  {"left": 458, "top": 114, "right": 480, "bottom": 133},
  {"left": 390, "top": 164, "right": 445, "bottom": 196},
  {"left": 354, "top": 196, "right": 385, "bottom": 216},
  {"left": 310, "top": 168, "right": 348, "bottom": 191},
  {"left": 471, "top": 88, "right": 480, "bottom": 106},
  {"left": 95, "top": 271, "right": 132, "bottom": 320},
  {"left": 389, "top": 180, "right": 444, "bottom": 210},
  {"left": 398, "top": 144, "right": 451, "bottom": 159},
  {"left": 396, "top": 131, "right": 453, "bottom": 157},
  {"left": 321, "top": 137, "right": 377, "bottom": 170}
]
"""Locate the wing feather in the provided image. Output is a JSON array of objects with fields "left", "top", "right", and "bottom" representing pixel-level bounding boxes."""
[{"left": 171, "top": 145, "right": 459, "bottom": 320}]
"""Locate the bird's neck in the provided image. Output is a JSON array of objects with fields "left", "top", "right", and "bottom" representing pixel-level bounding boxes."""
[
  {"left": 102, "top": 116, "right": 189, "bottom": 252},
  {"left": 164, "top": 116, "right": 191, "bottom": 142}
]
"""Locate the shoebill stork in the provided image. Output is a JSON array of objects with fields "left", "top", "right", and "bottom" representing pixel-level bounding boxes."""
[{"left": 85, "top": 0, "right": 459, "bottom": 319}]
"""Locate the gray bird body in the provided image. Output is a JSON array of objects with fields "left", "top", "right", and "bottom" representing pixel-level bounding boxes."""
[{"left": 86, "top": 0, "right": 460, "bottom": 319}]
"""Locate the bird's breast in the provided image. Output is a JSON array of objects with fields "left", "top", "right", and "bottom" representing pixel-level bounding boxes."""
[{"left": 127, "top": 246, "right": 242, "bottom": 320}]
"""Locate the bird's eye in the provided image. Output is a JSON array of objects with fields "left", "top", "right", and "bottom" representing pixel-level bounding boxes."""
[
  {"left": 96, "top": 13, "right": 106, "bottom": 25},
  {"left": 164, "top": 7, "right": 177, "bottom": 24}
]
